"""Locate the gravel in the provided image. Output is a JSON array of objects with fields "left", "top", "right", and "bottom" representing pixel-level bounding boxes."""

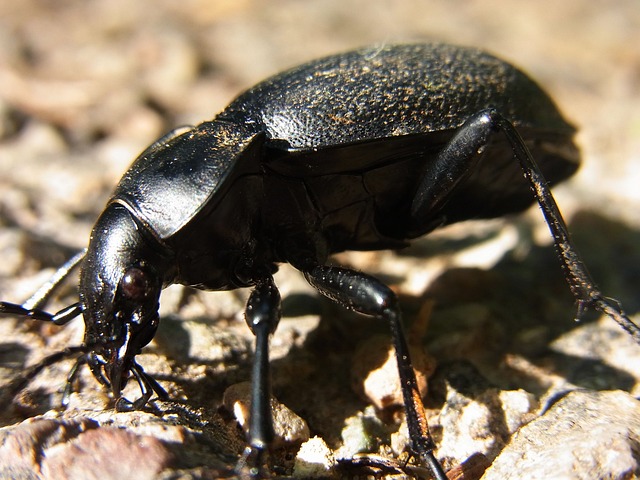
[{"left": 1, "top": 1, "right": 639, "bottom": 479}]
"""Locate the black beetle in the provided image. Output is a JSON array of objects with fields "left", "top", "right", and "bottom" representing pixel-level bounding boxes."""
[{"left": 2, "top": 43, "right": 639, "bottom": 479}]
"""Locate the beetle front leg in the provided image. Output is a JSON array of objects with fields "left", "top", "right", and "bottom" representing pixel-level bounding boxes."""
[
  {"left": 236, "top": 276, "right": 282, "bottom": 477},
  {"left": 412, "top": 108, "right": 640, "bottom": 343},
  {"left": 303, "top": 265, "right": 448, "bottom": 480},
  {"left": 114, "top": 362, "right": 169, "bottom": 412}
]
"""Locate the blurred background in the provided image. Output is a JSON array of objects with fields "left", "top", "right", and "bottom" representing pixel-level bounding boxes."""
[{"left": 0, "top": 1, "right": 638, "bottom": 478}]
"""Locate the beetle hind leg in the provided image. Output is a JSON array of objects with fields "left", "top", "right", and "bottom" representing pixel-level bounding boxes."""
[
  {"left": 411, "top": 108, "right": 640, "bottom": 343},
  {"left": 304, "top": 265, "right": 448, "bottom": 480}
]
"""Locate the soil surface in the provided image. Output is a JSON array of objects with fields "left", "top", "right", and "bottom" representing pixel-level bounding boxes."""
[{"left": 1, "top": 2, "right": 639, "bottom": 479}]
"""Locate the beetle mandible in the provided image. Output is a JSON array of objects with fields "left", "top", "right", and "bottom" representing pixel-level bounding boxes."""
[{"left": 2, "top": 43, "right": 639, "bottom": 479}]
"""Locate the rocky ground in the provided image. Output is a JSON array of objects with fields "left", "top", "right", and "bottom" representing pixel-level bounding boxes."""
[{"left": 0, "top": 1, "right": 639, "bottom": 479}]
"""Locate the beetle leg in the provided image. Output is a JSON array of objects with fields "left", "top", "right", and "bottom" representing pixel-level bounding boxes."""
[
  {"left": 61, "top": 354, "right": 89, "bottom": 407},
  {"left": 236, "top": 275, "right": 282, "bottom": 477},
  {"left": 412, "top": 108, "right": 640, "bottom": 344},
  {"left": 113, "top": 362, "right": 167, "bottom": 412},
  {"left": 489, "top": 109, "right": 639, "bottom": 342},
  {"left": 135, "top": 362, "right": 169, "bottom": 401},
  {"left": 303, "top": 265, "right": 448, "bottom": 480},
  {"left": 87, "top": 353, "right": 110, "bottom": 388}
]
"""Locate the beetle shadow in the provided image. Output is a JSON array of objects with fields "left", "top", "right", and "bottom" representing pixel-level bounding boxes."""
[
  {"left": 415, "top": 210, "right": 639, "bottom": 460},
  {"left": 146, "top": 210, "right": 639, "bottom": 461},
  {"left": 398, "top": 224, "right": 508, "bottom": 260},
  {"left": 426, "top": 210, "right": 639, "bottom": 379},
  {"left": 0, "top": 342, "right": 31, "bottom": 406},
  {"left": 0, "top": 342, "right": 30, "bottom": 367},
  {"left": 269, "top": 298, "right": 377, "bottom": 448},
  {"left": 0, "top": 340, "right": 61, "bottom": 423},
  {"left": 152, "top": 312, "right": 255, "bottom": 404},
  {"left": 266, "top": 209, "right": 640, "bottom": 456}
]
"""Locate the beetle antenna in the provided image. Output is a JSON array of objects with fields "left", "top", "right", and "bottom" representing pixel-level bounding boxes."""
[
  {"left": 22, "top": 250, "right": 86, "bottom": 311},
  {"left": 0, "top": 301, "right": 83, "bottom": 325},
  {"left": 0, "top": 250, "right": 86, "bottom": 325}
]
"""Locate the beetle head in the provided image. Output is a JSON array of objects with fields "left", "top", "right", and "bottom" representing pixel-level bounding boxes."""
[{"left": 80, "top": 202, "right": 172, "bottom": 409}]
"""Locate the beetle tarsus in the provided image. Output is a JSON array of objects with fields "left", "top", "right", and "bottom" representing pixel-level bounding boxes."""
[
  {"left": 590, "top": 295, "right": 640, "bottom": 343},
  {"left": 61, "top": 355, "right": 88, "bottom": 408},
  {"left": 114, "top": 362, "right": 167, "bottom": 411},
  {"left": 236, "top": 445, "right": 270, "bottom": 479}
]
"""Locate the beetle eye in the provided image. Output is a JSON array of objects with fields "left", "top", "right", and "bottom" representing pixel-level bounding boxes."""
[{"left": 120, "top": 267, "right": 151, "bottom": 302}]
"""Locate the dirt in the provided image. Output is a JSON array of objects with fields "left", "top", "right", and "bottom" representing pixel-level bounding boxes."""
[{"left": 1, "top": 1, "right": 639, "bottom": 479}]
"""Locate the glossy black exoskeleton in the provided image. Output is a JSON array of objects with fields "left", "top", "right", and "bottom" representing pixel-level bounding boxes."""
[{"left": 2, "top": 43, "right": 639, "bottom": 479}]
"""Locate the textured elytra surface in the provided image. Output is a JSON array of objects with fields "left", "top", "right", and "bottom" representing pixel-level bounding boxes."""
[
  {"left": 0, "top": 1, "right": 639, "bottom": 479},
  {"left": 221, "top": 43, "right": 572, "bottom": 149}
]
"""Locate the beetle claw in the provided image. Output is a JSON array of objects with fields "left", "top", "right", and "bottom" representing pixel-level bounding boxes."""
[
  {"left": 115, "top": 396, "right": 135, "bottom": 412},
  {"left": 235, "top": 445, "right": 270, "bottom": 479}
]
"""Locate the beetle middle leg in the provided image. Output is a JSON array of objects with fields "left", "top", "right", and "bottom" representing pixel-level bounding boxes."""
[
  {"left": 236, "top": 275, "right": 282, "bottom": 477},
  {"left": 304, "top": 265, "right": 448, "bottom": 480},
  {"left": 411, "top": 108, "right": 640, "bottom": 343}
]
